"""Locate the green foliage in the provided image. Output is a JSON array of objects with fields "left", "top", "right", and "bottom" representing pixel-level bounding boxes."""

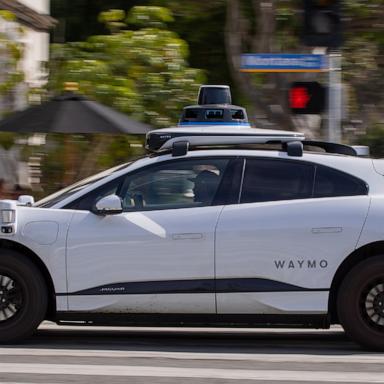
[
  {"left": 98, "top": 9, "right": 125, "bottom": 23},
  {"left": 51, "top": 0, "right": 149, "bottom": 42},
  {"left": 0, "top": 133, "right": 16, "bottom": 150},
  {"left": 0, "top": 15, "right": 24, "bottom": 106},
  {"left": 151, "top": 0, "right": 224, "bottom": 20},
  {"left": 0, "top": 12, "right": 24, "bottom": 157},
  {"left": 97, "top": 135, "right": 145, "bottom": 169},
  {"left": 150, "top": 1, "right": 232, "bottom": 90},
  {"left": 45, "top": 0, "right": 384, "bottom": 188},
  {"left": 0, "top": 10, "right": 16, "bottom": 21},
  {"left": 39, "top": 135, "right": 66, "bottom": 194},
  {"left": 98, "top": 9, "right": 126, "bottom": 33},
  {"left": 45, "top": 6, "right": 204, "bottom": 187},
  {"left": 127, "top": 6, "right": 174, "bottom": 28},
  {"left": 360, "top": 124, "right": 384, "bottom": 158},
  {"left": 48, "top": 6, "right": 204, "bottom": 128},
  {"left": 51, "top": 0, "right": 230, "bottom": 85}
]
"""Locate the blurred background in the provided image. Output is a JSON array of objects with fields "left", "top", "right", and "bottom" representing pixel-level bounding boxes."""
[{"left": 0, "top": 0, "right": 383, "bottom": 199}]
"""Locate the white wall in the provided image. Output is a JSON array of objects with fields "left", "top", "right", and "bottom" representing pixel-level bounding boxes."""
[
  {"left": 18, "top": 0, "right": 50, "bottom": 89},
  {"left": 0, "top": 0, "right": 51, "bottom": 188},
  {"left": 17, "top": 0, "right": 49, "bottom": 14}
]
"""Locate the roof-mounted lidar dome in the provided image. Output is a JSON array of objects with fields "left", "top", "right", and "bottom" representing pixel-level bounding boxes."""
[{"left": 179, "top": 85, "right": 250, "bottom": 127}]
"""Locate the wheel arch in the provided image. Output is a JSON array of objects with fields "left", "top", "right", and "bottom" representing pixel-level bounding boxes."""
[
  {"left": 329, "top": 241, "right": 384, "bottom": 323},
  {"left": 0, "top": 239, "right": 56, "bottom": 320}
]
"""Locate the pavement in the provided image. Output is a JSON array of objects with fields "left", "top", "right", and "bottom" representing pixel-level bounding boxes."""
[{"left": 0, "top": 321, "right": 382, "bottom": 383}]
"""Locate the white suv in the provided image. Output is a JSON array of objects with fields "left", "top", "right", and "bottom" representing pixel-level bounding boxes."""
[{"left": 0, "top": 126, "right": 383, "bottom": 350}]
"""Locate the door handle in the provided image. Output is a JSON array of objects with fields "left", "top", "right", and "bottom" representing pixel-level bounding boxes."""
[
  {"left": 312, "top": 227, "right": 343, "bottom": 234},
  {"left": 172, "top": 233, "right": 203, "bottom": 240}
]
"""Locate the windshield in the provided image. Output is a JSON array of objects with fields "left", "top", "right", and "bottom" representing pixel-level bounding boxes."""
[{"left": 35, "top": 162, "right": 132, "bottom": 208}]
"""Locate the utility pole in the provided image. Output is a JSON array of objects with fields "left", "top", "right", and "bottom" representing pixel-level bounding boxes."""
[
  {"left": 302, "top": 0, "right": 343, "bottom": 142},
  {"left": 327, "top": 51, "right": 342, "bottom": 143}
]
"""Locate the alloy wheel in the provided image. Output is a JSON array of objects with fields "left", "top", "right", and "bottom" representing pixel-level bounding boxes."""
[
  {"left": 362, "top": 280, "right": 384, "bottom": 329},
  {"left": 0, "top": 274, "right": 23, "bottom": 322}
]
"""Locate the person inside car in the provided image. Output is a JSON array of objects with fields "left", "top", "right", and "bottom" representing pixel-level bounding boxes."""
[{"left": 190, "top": 170, "right": 220, "bottom": 204}]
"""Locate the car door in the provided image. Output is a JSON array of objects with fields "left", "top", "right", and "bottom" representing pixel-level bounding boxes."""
[
  {"left": 215, "top": 156, "right": 370, "bottom": 315},
  {"left": 65, "top": 157, "right": 232, "bottom": 314}
]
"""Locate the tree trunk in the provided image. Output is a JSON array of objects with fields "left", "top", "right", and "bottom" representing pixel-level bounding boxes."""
[{"left": 225, "top": 0, "right": 297, "bottom": 131}]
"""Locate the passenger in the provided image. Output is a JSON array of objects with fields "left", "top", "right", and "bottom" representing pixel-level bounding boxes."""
[{"left": 190, "top": 170, "right": 220, "bottom": 204}]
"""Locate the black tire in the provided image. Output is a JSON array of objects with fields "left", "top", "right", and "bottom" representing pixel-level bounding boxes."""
[
  {"left": 337, "top": 255, "right": 384, "bottom": 350},
  {"left": 0, "top": 249, "right": 47, "bottom": 343}
]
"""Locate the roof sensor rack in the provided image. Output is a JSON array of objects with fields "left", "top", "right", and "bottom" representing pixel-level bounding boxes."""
[
  {"left": 172, "top": 141, "right": 189, "bottom": 157},
  {"left": 146, "top": 127, "right": 305, "bottom": 153},
  {"left": 286, "top": 141, "right": 303, "bottom": 157},
  {"left": 303, "top": 141, "right": 358, "bottom": 156},
  {"left": 146, "top": 127, "right": 369, "bottom": 158}
]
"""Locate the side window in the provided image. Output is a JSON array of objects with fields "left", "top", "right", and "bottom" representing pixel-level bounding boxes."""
[
  {"left": 314, "top": 165, "right": 368, "bottom": 198},
  {"left": 240, "top": 158, "right": 314, "bottom": 203},
  {"left": 119, "top": 158, "right": 230, "bottom": 211}
]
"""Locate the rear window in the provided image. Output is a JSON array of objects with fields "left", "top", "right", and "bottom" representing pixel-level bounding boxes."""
[
  {"left": 314, "top": 165, "right": 368, "bottom": 198},
  {"left": 240, "top": 158, "right": 368, "bottom": 204},
  {"left": 241, "top": 159, "right": 314, "bottom": 203}
]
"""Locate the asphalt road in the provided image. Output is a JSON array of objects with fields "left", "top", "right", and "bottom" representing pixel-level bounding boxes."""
[{"left": 0, "top": 322, "right": 383, "bottom": 383}]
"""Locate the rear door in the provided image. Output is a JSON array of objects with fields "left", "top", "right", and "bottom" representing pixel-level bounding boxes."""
[{"left": 215, "top": 157, "right": 370, "bottom": 315}]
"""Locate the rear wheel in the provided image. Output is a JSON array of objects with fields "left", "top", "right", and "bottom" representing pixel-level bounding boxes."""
[
  {"left": 337, "top": 256, "right": 384, "bottom": 350},
  {"left": 0, "top": 250, "right": 47, "bottom": 342}
]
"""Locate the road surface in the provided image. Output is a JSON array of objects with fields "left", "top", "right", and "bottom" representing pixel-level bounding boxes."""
[{"left": 0, "top": 322, "right": 382, "bottom": 383}]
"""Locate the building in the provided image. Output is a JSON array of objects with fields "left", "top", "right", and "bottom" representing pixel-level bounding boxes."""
[
  {"left": 0, "top": 0, "right": 56, "bottom": 190},
  {"left": 0, "top": 0, "right": 56, "bottom": 111}
]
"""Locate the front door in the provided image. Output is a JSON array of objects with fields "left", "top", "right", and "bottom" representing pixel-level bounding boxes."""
[{"left": 65, "top": 157, "right": 231, "bottom": 314}]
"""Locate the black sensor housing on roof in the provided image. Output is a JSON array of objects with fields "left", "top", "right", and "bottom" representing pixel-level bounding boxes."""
[
  {"left": 198, "top": 85, "right": 232, "bottom": 105},
  {"left": 179, "top": 85, "right": 249, "bottom": 126},
  {"left": 179, "top": 105, "right": 249, "bottom": 125}
]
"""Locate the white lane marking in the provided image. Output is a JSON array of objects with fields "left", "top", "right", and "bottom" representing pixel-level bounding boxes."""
[
  {"left": 0, "top": 348, "right": 383, "bottom": 364},
  {"left": 0, "top": 364, "right": 383, "bottom": 382}
]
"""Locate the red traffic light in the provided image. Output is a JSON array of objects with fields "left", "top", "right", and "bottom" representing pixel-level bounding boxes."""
[
  {"left": 290, "top": 87, "right": 311, "bottom": 109},
  {"left": 289, "top": 82, "right": 326, "bottom": 114}
]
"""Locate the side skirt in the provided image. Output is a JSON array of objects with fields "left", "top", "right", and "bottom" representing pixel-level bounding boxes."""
[{"left": 55, "top": 312, "right": 330, "bottom": 329}]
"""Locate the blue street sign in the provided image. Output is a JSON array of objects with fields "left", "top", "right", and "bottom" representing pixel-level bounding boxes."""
[{"left": 240, "top": 54, "right": 328, "bottom": 73}]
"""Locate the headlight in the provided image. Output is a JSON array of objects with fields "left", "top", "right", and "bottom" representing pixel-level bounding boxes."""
[{"left": 1, "top": 210, "right": 15, "bottom": 224}]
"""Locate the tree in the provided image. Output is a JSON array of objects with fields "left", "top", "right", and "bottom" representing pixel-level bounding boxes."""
[
  {"left": 50, "top": 1, "right": 384, "bottom": 140},
  {"left": 42, "top": 6, "right": 205, "bottom": 192},
  {"left": 222, "top": 0, "right": 384, "bottom": 139},
  {"left": 49, "top": 6, "right": 204, "bottom": 128},
  {"left": 360, "top": 123, "right": 384, "bottom": 158},
  {"left": 51, "top": 0, "right": 146, "bottom": 42}
]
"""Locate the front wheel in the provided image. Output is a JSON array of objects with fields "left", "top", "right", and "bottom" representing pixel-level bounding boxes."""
[
  {"left": 0, "top": 250, "right": 47, "bottom": 342},
  {"left": 337, "top": 255, "right": 384, "bottom": 350}
]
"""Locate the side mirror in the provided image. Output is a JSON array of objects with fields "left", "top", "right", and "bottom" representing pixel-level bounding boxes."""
[
  {"left": 93, "top": 194, "right": 123, "bottom": 215},
  {"left": 17, "top": 195, "right": 35, "bottom": 207}
]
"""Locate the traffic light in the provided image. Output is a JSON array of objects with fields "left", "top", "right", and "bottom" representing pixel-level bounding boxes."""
[
  {"left": 289, "top": 82, "right": 326, "bottom": 114},
  {"left": 302, "top": 0, "right": 342, "bottom": 48}
]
